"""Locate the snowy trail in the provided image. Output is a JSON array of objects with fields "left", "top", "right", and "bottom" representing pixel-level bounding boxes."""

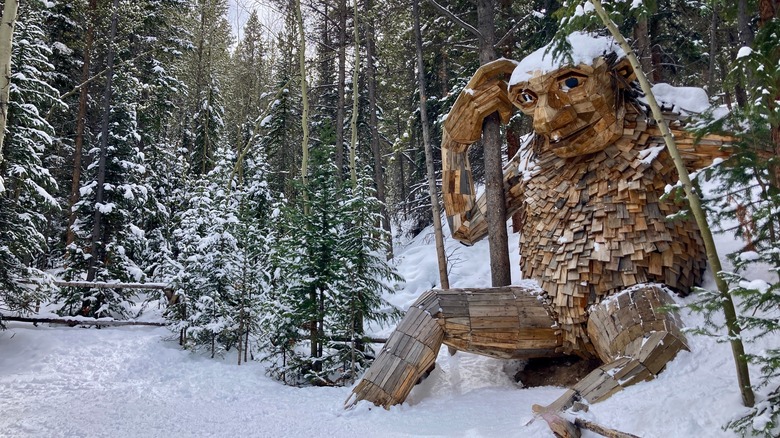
[
  {"left": 0, "top": 323, "right": 559, "bottom": 438},
  {"left": 0, "top": 317, "right": 749, "bottom": 438},
  {"left": 0, "top": 324, "right": 355, "bottom": 437}
]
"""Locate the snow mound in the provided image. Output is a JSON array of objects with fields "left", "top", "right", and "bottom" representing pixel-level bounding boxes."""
[{"left": 648, "top": 83, "right": 711, "bottom": 115}]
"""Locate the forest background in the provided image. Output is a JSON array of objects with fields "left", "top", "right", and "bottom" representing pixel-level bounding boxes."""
[{"left": 0, "top": 0, "right": 779, "bottom": 435}]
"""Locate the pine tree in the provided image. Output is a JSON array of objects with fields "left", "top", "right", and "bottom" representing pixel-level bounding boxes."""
[
  {"left": 330, "top": 169, "right": 401, "bottom": 382},
  {"left": 170, "top": 151, "right": 245, "bottom": 356},
  {"left": 700, "top": 18, "right": 780, "bottom": 437},
  {"left": 259, "top": 8, "right": 302, "bottom": 199},
  {"left": 0, "top": 0, "right": 61, "bottom": 322},
  {"left": 262, "top": 143, "right": 400, "bottom": 384},
  {"left": 170, "top": 144, "right": 274, "bottom": 359}
]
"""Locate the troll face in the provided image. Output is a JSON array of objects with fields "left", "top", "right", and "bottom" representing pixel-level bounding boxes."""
[{"left": 508, "top": 57, "right": 633, "bottom": 158}]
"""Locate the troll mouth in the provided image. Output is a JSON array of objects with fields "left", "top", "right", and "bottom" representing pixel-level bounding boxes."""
[{"left": 549, "top": 124, "right": 592, "bottom": 146}]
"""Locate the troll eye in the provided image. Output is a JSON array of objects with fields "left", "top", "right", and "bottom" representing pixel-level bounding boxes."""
[
  {"left": 519, "top": 90, "right": 537, "bottom": 105},
  {"left": 558, "top": 74, "right": 587, "bottom": 92}
]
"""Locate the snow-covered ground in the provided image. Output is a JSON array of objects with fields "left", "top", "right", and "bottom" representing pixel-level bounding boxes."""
[{"left": 1, "top": 215, "right": 776, "bottom": 437}]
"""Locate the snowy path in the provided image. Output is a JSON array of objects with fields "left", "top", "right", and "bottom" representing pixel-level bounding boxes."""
[
  {"left": 0, "top": 318, "right": 747, "bottom": 437},
  {"left": 0, "top": 323, "right": 561, "bottom": 437}
]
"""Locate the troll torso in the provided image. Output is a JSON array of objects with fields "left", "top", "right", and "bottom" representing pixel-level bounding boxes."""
[{"left": 515, "top": 109, "right": 707, "bottom": 354}]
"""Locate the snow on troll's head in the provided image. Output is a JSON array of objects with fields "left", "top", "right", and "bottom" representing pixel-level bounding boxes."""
[{"left": 507, "top": 32, "right": 641, "bottom": 158}]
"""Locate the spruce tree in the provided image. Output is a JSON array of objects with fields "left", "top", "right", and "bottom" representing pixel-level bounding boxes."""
[
  {"left": 700, "top": 18, "right": 780, "bottom": 437},
  {"left": 0, "top": 0, "right": 61, "bottom": 322}
]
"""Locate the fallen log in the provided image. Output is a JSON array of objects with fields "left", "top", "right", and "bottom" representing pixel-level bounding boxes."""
[
  {"left": 51, "top": 280, "right": 170, "bottom": 290},
  {"left": 328, "top": 336, "right": 388, "bottom": 344},
  {"left": 531, "top": 403, "right": 640, "bottom": 438},
  {"left": 47, "top": 280, "right": 178, "bottom": 305},
  {"left": 0, "top": 315, "right": 167, "bottom": 327},
  {"left": 574, "top": 418, "right": 641, "bottom": 438},
  {"left": 0, "top": 316, "right": 388, "bottom": 342}
]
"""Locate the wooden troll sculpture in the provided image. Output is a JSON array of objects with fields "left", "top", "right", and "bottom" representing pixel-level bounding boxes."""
[{"left": 347, "top": 33, "right": 731, "bottom": 415}]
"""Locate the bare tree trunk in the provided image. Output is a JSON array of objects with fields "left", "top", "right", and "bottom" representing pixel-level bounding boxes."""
[
  {"left": 350, "top": 0, "right": 359, "bottom": 187},
  {"left": 295, "top": 0, "right": 310, "bottom": 207},
  {"left": 633, "top": 15, "right": 652, "bottom": 75},
  {"left": 365, "top": 0, "right": 393, "bottom": 259},
  {"left": 732, "top": 0, "right": 754, "bottom": 109},
  {"left": 413, "top": 0, "right": 449, "bottom": 289},
  {"left": 335, "top": 0, "right": 347, "bottom": 180},
  {"left": 707, "top": 3, "right": 719, "bottom": 92},
  {"left": 0, "top": 0, "right": 19, "bottom": 193},
  {"left": 294, "top": 0, "right": 317, "bottom": 368},
  {"left": 499, "top": 0, "right": 522, "bottom": 233},
  {"left": 87, "top": 0, "right": 120, "bottom": 282},
  {"left": 758, "top": 0, "right": 780, "bottom": 190},
  {"left": 592, "top": 0, "right": 755, "bottom": 408},
  {"left": 738, "top": 0, "right": 754, "bottom": 47},
  {"left": 477, "top": 0, "right": 511, "bottom": 287},
  {"left": 67, "top": 0, "right": 97, "bottom": 246}
]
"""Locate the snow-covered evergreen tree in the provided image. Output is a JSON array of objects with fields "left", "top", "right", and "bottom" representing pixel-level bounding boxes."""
[
  {"left": 262, "top": 145, "right": 399, "bottom": 384},
  {"left": 329, "top": 169, "right": 401, "bottom": 382},
  {"left": 170, "top": 144, "right": 274, "bottom": 359},
  {"left": 191, "top": 81, "right": 225, "bottom": 176},
  {"left": 59, "top": 67, "right": 151, "bottom": 318},
  {"left": 262, "top": 147, "right": 343, "bottom": 382},
  {"left": 0, "top": 1, "right": 62, "bottom": 323},
  {"left": 699, "top": 19, "right": 780, "bottom": 438},
  {"left": 258, "top": 8, "right": 301, "bottom": 199}
]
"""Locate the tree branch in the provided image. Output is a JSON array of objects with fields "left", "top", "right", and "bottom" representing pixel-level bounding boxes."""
[
  {"left": 573, "top": 418, "right": 641, "bottom": 438},
  {"left": 46, "top": 48, "right": 159, "bottom": 120},
  {"left": 494, "top": 14, "right": 533, "bottom": 50},
  {"left": 426, "top": 0, "right": 482, "bottom": 41}
]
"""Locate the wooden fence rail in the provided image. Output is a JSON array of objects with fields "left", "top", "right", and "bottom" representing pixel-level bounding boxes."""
[
  {"left": 0, "top": 315, "right": 167, "bottom": 327},
  {"left": 46, "top": 280, "right": 178, "bottom": 305},
  {"left": 1, "top": 314, "right": 388, "bottom": 343}
]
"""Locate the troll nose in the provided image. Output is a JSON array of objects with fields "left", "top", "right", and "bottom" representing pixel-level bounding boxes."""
[{"left": 533, "top": 93, "right": 574, "bottom": 135}]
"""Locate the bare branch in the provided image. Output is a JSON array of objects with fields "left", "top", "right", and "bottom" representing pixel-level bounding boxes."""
[
  {"left": 46, "top": 48, "right": 159, "bottom": 120},
  {"left": 494, "top": 14, "right": 534, "bottom": 50},
  {"left": 426, "top": 0, "right": 482, "bottom": 41}
]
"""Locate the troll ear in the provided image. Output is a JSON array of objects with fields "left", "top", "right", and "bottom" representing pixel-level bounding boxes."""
[{"left": 613, "top": 58, "right": 636, "bottom": 84}]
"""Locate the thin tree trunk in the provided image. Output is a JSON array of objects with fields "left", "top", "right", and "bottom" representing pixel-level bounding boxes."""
[
  {"left": 0, "top": 0, "right": 19, "bottom": 193},
  {"left": 364, "top": 0, "right": 393, "bottom": 259},
  {"left": 350, "top": 0, "right": 359, "bottom": 187},
  {"left": 758, "top": 0, "right": 780, "bottom": 191},
  {"left": 733, "top": 0, "right": 754, "bottom": 109},
  {"left": 335, "top": 0, "right": 347, "bottom": 180},
  {"left": 477, "top": 0, "right": 511, "bottom": 287},
  {"left": 293, "top": 0, "right": 316, "bottom": 366},
  {"left": 67, "top": 0, "right": 97, "bottom": 246},
  {"left": 191, "top": 4, "right": 207, "bottom": 159},
  {"left": 707, "top": 3, "right": 719, "bottom": 92},
  {"left": 633, "top": 15, "right": 652, "bottom": 76},
  {"left": 413, "top": 0, "right": 449, "bottom": 289},
  {"left": 499, "top": 0, "right": 522, "bottom": 233},
  {"left": 87, "top": 0, "right": 120, "bottom": 282},
  {"left": 737, "top": 0, "right": 754, "bottom": 47},
  {"left": 591, "top": 0, "right": 755, "bottom": 408},
  {"left": 296, "top": 0, "right": 310, "bottom": 200}
]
